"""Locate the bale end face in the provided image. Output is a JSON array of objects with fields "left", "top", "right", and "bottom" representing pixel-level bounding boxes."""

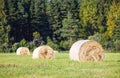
[
  {"left": 69, "top": 40, "right": 104, "bottom": 62},
  {"left": 32, "top": 45, "right": 56, "bottom": 59},
  {"left": 16, "top": 47, "right": 30, "bottom": 55}
]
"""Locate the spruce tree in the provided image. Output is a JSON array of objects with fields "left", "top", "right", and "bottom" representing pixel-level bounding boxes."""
[
  {"left": 49, "top": 0, "right": 62, "bottom": 41},
  {"left": 4, "top": 0, "right": 20, "bottom": 42},
  {"left": 0, "top": 0, "right": 10, "bottom": 52},
  {"left": 112, "top": 18, "right": 120, "bottom": 51},
  {"left": 113, "top": 19, "right": 120, "bottom": 40},
  {"left": 60, "top": 11, "right": 80, "bottom": 50},
  {"left": 30, "top": 0, "right": 50, "bottom": 42},
  {"left": 106, "top": 0, "right": 120, "bottom": 37}
]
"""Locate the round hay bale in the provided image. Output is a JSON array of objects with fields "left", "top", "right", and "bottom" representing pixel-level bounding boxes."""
[
  {"left": 32, "top": 45, "right": 56, "bottom": 59},
  {"left": 16, "top": 47, "right": 30, "bottom": 55},
  {"left": 69, "top": 40, "right": 104, "bottom": 62}
]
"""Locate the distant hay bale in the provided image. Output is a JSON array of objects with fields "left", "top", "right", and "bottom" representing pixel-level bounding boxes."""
[
  {"left": 32, "top": 45, "right": 57, "bottom": 59},
  {"left": 16, "top": 47, "right": 30, "bottom": 55},
  {"left": 69, "top": 40, "right": 104, "bottom": 62}
]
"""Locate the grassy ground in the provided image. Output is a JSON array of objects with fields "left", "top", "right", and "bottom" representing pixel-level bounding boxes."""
[{"left": 0, "top": 52, "right": 120, "bottom": 78}]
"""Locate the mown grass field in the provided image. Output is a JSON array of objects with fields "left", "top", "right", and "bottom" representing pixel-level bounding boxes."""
[{"left": 0, "top": 51, "right": 120, "bottom": 78}]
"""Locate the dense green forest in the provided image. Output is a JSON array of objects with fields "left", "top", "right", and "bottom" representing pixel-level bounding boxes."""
[{"left": 0, "top": 0, "right": 120, "bottom": 52}]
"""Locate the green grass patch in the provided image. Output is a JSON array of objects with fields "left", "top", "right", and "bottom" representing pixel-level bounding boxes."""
[{"left": 0, "top": 52, "right": 120, "bottom": 78}]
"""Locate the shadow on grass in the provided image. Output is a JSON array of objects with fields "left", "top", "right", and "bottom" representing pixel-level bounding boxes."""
[
  {"left": 117, "top": 60, "right": 120, "bottom": 62},
  {"left": 0, "top": 63, "right": 19, "bottom": 67}
]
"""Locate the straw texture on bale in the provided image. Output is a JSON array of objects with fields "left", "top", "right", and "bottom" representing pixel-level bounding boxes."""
[
  {"left": 32, "top": 45, "right": 56, "bottom": 59},
  {"left": 16, "top": 47, "right": 30, "bottom": 55},
  {"left": 69, "top": 40, "right": 104, "bottom": 62}
]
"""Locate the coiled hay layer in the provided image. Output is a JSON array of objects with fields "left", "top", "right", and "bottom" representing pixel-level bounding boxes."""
[
  {"left": 32, "top": 45, "right": 56, "bottom": 59},
  {"left": 69, "top": 40, "right": 104, "bottom": 62},
  {"left": 16, "top": 47, "right": 30, "bottom": 55}
]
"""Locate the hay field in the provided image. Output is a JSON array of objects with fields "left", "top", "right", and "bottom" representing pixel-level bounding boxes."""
[{"left": 0, "top": 51, "right": 120, "bottom": 78}]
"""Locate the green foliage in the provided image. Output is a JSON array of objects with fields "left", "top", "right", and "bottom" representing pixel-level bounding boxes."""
[
  {"left": 80, "top": 0, "right": 108, "bottom": 37},
  {"left": 111, "top": 18, "right": 120, "bottom": 51},
  {"left": 112, "top": 19, "right": 120, "bottom": 40},
  {"left": 59, "top": 11, "right": 80, "bottom": 50},
  {"left": 61, "top": 11, "right": 80, "bottom": 40},
  {"left": 59, "top": 41, "right": 70, "bottom": 50},
  {"left": 30, "top": 0, "right": 51, "bottom": 40},
  {"left": 12, "top": 41, "right": 36, "bottom": 52},
  {"left": 0, "top": 43, "right": 10, "bottom": 52},
  {"left": 0, "top": 0, "right": 11, "bottom": 52},
  {"left": 0, "top": 0, "right": 4, "bottom": 18},
  {"left": 103, "top": 40, "right": 114, "bottom": 51},
  {"left": 19, "top": 39, "right": 27, "bottom": 47},
  {"left": 106, "top": 1, "right": 120, "bottom": 37},
  {"left": 113, "top": 40, "right": 120, "bottom": 51},
  {"left": 1, "top": 0, "right": 120, "bottom": 52},
  {"left": 27, "top": 42, "right": 36, "bottom": 52},
  {"left": 88, "top": 33, "right": 102, "bottom": 43},
  {"left": 46, "top": 37, "right": 59, "bottom": 50},
  {"left": 12, "top": 43, "right": 20, "bottom": 52},
  {"left": 49, "top": 0, "right": 62, "bottom": 41},
  {"left": 33, "top": 31, "right": 42, "bottom": 41},
  {"left": 11, "top": 39, "right": 27, "bottom": 52}
]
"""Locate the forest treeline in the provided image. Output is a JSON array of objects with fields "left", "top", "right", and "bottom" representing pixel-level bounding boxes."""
[{"left": 0, "top": 0, "right": 120, "bottom": 52}]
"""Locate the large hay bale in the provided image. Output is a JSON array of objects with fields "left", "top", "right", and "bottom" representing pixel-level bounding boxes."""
[
  {"left": 16, "top": 47, "right": 30, "bottom": 55},
  {"left": 32, "top": 45, "right": 56, "bottom": 59},
  {"left": 69, "top": 40, "right": 104, "bottom": 62}
]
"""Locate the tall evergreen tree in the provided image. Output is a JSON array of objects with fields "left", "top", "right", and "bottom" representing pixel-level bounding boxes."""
[
  {"left": 60, "top": 11, "right": 80, "bottom": 49},
  {"left": 96, "top": 0, "right": 113, "bottom": 42},
  {"left": 106, "top": 0, "right": 120, "bottom": 37},
  {"left": 49, "top": 0, "right": 62, "bottom": 41},
  {"left": 30, "top": 0, "right": 51, "bottom": 42},
  {"left": 112, "top": 18, "right": 120, "bottom": 51},
  {"left": 113, "top": 19, "right": 120, "bottom": 40},
  {"left": 49, "top": 0, "right": 80, "bottom": 41},
  {"left": 4, "top": 0, "right": 20, "bottom": 42},
  {"left": 16, "top": 0, "right": 32, "bottom": 41},
  {"left": 79, "top": 0, "right": 99, "bottom": 38},
  {"left": 0, "top": 0, "right": 10, "bottom": 52}
]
